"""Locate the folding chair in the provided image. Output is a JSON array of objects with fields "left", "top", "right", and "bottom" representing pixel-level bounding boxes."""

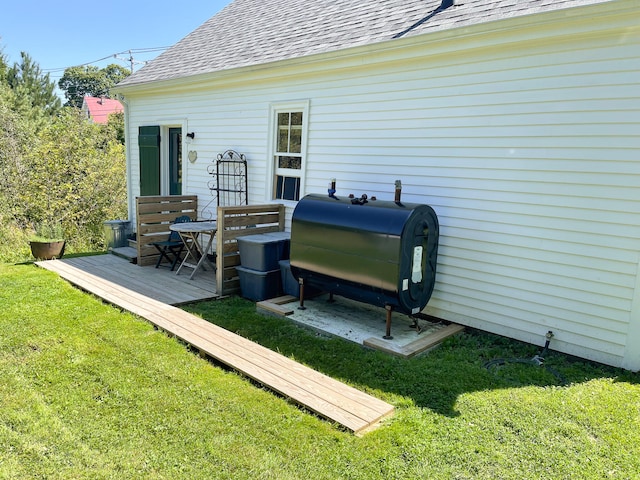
[{"left": 151, "top": 215, "right": 192, "bottom": 270}]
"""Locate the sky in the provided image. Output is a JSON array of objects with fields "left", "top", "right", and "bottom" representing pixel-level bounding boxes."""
[{"left": 0, "top": 0, "right": 229, "bottom": 94}]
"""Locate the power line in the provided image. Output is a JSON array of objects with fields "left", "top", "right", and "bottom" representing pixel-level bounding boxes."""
[
  {"left": 42, "top": 46, "right": 170, "bottom": 73},
  {"left": 113, "top": 50, "right": 147, "bottom": 73},
  {"left": 43, "top": 55, "right": 115, "bottom": 73}
]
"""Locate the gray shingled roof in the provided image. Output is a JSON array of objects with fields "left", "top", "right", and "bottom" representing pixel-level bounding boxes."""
[{"left": 118, "top": 0, "right": 611, "bottom": 88}]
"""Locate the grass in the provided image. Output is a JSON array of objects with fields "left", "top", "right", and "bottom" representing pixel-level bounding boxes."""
[{"left": 1, "top": 262, "right": 639, "bottom": 479}]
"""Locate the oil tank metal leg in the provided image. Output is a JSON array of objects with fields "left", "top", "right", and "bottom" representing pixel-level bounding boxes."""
[
  {"left": 384, "top": 304, "right": 393, "bottom": 340},
  {"left": 298, "top": 278, "right": 307, "bottom": 310}
]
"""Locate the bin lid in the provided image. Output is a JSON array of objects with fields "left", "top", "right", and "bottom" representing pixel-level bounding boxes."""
[
  {"left": 103, "top": 219, "right": 130, "bottom": 225},
  {"left": 262, "top": 231, "right": 290, "bottom": 240},
  {"left": 237, "top": 233, "right": 288, "bottom": 245}
]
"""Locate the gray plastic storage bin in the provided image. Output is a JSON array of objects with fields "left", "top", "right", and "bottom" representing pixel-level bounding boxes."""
[
  {"left": 279, "top": 260, "right": 298, "bottom": 297},
  {"left": 279, "top": 259, "right": 321, "bottom": 298},
  {"left": 236, "top": 265, "right": 281, "bottom": 301},
  {"left": 262, "top": 231, "right": 291, "bottom": 259},
  {"left": 237, "top": 232, "right": 290, "bottom": 271}
]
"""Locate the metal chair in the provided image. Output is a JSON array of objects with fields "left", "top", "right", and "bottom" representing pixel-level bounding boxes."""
[{"left": 151, "top": 215, "right": 192, "bottom": 270}]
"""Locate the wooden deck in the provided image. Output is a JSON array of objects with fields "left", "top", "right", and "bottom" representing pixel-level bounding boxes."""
[
  {"left": 36, "top": 254, "right": 394, "bottom": 434},
  {"left": 39, "top": 254, "right": 218, "bottom": 305}
]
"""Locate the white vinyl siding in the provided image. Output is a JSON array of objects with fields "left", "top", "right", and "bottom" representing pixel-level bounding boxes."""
[
  {"left": 301, "top": 35, "right": 640, "bottom": 368},
  {"left": 122, "top": 4, "right": 640, "bottom": 369}
]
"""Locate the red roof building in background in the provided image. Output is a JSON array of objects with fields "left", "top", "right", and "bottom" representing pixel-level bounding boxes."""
[{"left": 81, "top": 96, "right": 124, "bottom": 124}]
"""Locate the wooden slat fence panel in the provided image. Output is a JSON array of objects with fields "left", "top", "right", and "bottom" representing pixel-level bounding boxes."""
[
  {"left": 135, "top": 195, "right": 198, "bottom": 266},
  {"left": 216, "top": 204, "right": 285, "bottom": 296}
]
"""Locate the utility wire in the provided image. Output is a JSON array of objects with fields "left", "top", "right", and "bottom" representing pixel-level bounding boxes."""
[{"left": 42, "top": 46, "right": 170, "bottom": 73}]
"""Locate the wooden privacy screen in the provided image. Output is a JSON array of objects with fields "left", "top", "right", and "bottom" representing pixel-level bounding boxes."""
[
  {"left": 216, "top": 204, "right": 285, "bottom": 296},
  {"left": 135, "top": 196, "right": 198, "bottom": 266}
]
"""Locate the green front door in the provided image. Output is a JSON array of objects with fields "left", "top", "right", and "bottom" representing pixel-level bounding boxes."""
[
  {"left": 169, "top": 128, "right": 182, "bottom": 195},
  {"left": 138, "top": 126, "right": 160, "bottom": 196}
]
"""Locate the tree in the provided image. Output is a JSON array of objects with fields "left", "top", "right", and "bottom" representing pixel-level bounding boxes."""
[
  {"left": 58, "top": 63, "right": 130, "bottom": 108},
  {"left": 7, "top": 108, "right": 127, "bottom": 251},
  {"left": 0, "top": 83, "right": 30, "bottom": 219},
  {"left": 0, "top": 82, "right": 40, "bottom": 260},
  {"left": 6, "top": 51, "right": 61, "bottom": 117},
  {"left": 1, "top": 93, "right": 127, "bottom": 260},
  {"left": 103, "top": 111, "right": 125, "bottom": 145},
  {"left": 0, "top": 50, "right": 128, "bottom": 262},
  {"left": 0, "top": 47, "right": 7, "bottom": 83}
]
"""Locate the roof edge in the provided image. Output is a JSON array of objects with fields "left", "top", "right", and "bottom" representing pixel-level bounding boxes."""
[{"left": 113, "top": 0, "right": 634, "bottom": 97}]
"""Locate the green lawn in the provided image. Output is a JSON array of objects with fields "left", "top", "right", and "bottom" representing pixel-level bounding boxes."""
[{"left": 1, "top": 262, "right": 638, "bottom": 479}]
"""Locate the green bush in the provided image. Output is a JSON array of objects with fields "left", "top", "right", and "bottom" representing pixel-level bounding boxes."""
[
  {"left": 0, "top": 90, "right": 126, "bottom": 263},
  {"left": 31, "top": 220, "right": 65, "bottom": 242},
  {"left": 0, "top": 210, "right": 32, "bottom": 264}
]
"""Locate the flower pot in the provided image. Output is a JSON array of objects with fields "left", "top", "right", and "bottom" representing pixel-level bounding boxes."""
[{"left": 30, "top": 240, "right": 66, "bottom": 260}]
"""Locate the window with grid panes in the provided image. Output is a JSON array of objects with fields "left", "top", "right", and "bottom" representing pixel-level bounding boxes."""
[{"left": 273, "top": 110, "right": 304, "bottom": 201}]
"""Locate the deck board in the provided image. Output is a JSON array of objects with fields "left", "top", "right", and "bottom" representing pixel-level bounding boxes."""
[
  {"left": 36, "top": 254, "right": 394, "bottom": 434},
  {"left": 51, "top": 255, "right": 217, "bottom": 305}
]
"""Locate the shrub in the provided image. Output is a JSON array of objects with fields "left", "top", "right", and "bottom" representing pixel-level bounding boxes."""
[{"left": 0, "top": 98, "right": 126, "bottom": 262}]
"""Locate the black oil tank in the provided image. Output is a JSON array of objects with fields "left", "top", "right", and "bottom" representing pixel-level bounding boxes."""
[{"left": 290, "top": 193, "right": 438, "bottom": 314}]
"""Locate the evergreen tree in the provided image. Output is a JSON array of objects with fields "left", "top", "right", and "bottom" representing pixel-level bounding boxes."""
[
  {"left": 0, "top": 48, "right": 7, "bottom": 83},
  {"left": 7, "top": 51, "right": 61, "bottom": 116}
]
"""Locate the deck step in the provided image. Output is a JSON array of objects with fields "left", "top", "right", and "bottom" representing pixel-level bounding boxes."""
[{"left": 110, "top": 246, "right": 137, "bottom": 263}]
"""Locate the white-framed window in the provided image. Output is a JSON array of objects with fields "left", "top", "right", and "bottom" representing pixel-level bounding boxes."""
[{"left": 270, "top": 101, "right": 309, "bottom": 202}]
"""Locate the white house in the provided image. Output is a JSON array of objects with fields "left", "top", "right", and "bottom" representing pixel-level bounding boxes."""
[{"left": 113, "top": 0, "right": 640, "bottom": 370}]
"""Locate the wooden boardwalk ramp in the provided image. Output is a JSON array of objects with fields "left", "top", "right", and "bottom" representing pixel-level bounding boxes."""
[{"left": 37, "top": 257, "right": 394, "bottom": 434}]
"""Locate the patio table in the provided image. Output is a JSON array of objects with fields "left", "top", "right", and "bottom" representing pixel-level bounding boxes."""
[{"left": 170, "top": 221, "right": 217, "bottom": 280}]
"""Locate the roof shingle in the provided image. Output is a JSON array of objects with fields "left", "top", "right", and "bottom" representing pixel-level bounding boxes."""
[{"left": 118, "top": 0, "right": 611, "bottom": 87}]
